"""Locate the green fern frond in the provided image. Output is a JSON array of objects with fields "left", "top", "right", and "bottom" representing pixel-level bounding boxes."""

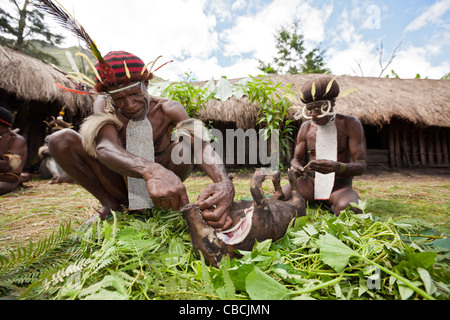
[
  {"left": 83, "top": 289, "right": 128, "bottom": 300},
  {"left": 0, "top": 222, "right": 72, "bottom": 276},
  {"left": 78, "top": 274, "right": 131, "bottom": 300}
]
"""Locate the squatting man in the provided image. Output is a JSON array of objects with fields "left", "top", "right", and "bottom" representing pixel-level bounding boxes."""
[
  {"left": 49, "top": 51, "right": 235, "bottom": 229},
  {"left": 32, "top": 0, "right": 235, "bottom": 230},
  {"left": 284, "top": 75, "right": 367, "bottom": 214}
]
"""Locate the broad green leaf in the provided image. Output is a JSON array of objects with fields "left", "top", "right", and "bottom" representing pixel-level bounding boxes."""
[
  {"left": 289, "top": 230, "right": 310, "bottom": 247},
  {"left": 214, "top": 77, "right": 233, "bottom": 102},
  {"left": 228, "top": 264, "right": 254, "bottom": 292},
  {"left": 432, "top": 237, "right": 450, "bottom": 251},
  {"left": 254, "top": 239, "right": 272, "bottom": 252},
  {"left": 303, "top": 223, "right": 318, "bottom": 236},
  {"left": 407, "top": 252, "right": 436, "bottom": 269},
  {"left": 245, "top": 267, "right": 289, "bottom": 300},
  {"left": 418, "top": 268, "right": 436, "bottom": 295},
  {"left": 318, "top": 233, "right": 357, "bottom": 272},
  {"left": 398, "top": 281, "right": 423, "bottom": 300},
  {"left": 203, "top": 77, "right": 216, "bottom": 94}
]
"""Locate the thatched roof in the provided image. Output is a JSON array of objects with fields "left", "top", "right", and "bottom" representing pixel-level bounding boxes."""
[
  {"left": 0, "top": 45, "right": 93, "bottom": 114},
  {"left": 199, "top": 74, "right": 450, "bottom": 129}
]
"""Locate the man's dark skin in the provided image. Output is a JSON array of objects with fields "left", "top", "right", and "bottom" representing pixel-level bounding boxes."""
[
  {"left": 49, "top": 82, "right": 234, "bottom": 229},
  {"left": 0, "top": 123, "right": 27, "bottom": 195},
  {"left": 284, "top": 100, "right": 367, "bottom": 214}
]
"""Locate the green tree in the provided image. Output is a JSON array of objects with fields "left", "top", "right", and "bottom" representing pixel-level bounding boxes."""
[
  {"left": 0, "top": 0, "right": 64, "bottom": 65},
  {"left": 302, "top": 47, "right": 329, "bottom": 74},
  {"left": 258, "top": 21, "right": 330, "bottom": 75}
]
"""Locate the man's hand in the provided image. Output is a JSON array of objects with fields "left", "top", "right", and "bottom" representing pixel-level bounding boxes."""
[
  {"left": 0, "top": 157, "right": 12, "bottom": 173},
  {"left": 308, "top": 159, "right": 339, "bottom": 174},
  {"left": 290, "top": 158, "right": 306, "bottom": 176},
  {"left": 195, "top": 181, "right": 235, "bottom": 230},
  {"left": 143, "top": 167, "right": 189, "bottom": 211}
]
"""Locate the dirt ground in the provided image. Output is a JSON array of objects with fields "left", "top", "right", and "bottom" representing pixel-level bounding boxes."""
[{"left": 0, "top": 166, "right": 449, "bottom": 250}]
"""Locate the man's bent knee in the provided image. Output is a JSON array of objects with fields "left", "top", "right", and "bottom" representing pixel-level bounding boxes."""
[{"left": 48, "top": 129, "right": 80, "bottom": 156}]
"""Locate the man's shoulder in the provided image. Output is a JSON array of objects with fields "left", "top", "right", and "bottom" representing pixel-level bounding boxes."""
[
  {"left": 337, "top": 113, "right": 362, "bottom": 124},
  {"left": 337, "top": 113, "right": 357, "bottom": 119},
  {"left": 300, "top": 120, "right": 313, "bottom": 129},
  {"left": 153, "top": 97, "right": 189, "bottom": 122},
  {"left": 156, "top": 97, "right": 183, "bottom": 110},
  {"left": 10, "top": 131, "right": 27, "bottom": 146}
]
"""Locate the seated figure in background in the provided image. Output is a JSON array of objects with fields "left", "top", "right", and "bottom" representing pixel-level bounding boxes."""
[{"left": 0, "top": 106, "right": 27, "bottom": 195}]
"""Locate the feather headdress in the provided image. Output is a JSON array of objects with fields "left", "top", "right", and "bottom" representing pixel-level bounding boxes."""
[
  {"left": 33, "top": 0, "right": 171, "bottom": 94},
  {"left": 286, "top": 76, "right": 358, "bottom": 120}
]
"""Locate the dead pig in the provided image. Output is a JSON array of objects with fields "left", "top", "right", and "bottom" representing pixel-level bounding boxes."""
[{"left": 181, "top": 169, "right": 305, "bottom": 268}]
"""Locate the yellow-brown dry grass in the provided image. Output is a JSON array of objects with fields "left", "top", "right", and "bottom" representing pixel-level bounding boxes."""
[{"left": 1, "top": 168, "right": 449, "bottom": 253}]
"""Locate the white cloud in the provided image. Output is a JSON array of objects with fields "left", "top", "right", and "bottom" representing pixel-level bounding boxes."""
[
  {"left": 56, "top": 0, "right": 218, "bottom": 68},
  {"left": 32, "top": 0, "right": 449, "bottom": 81},
  {"left": 325, "top": 5, "right": 381, "bottom": 77},
  {"left": 389, "top": 45, "right": 450, "bottom": 79},
  {"left": 232, "top": 0, "right": 247, "bottom": 11},
  {"left": 404, "top": 0, "right": 450, "bottom": 33},
  {"left": 222, "top": 0, "right": 333, "bottom": 61},
  {"left": 327, "top": 41, "right": 379, "bottom": 77}
]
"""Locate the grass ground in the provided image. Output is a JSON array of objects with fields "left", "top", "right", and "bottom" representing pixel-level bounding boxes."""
[{"left": 0, "top": 166, "right": 449, "bottom": 252}]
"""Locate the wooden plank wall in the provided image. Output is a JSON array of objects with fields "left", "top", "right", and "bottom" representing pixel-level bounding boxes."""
[{"left": 388, "top": 121, "right": 450, "bottom": 167}]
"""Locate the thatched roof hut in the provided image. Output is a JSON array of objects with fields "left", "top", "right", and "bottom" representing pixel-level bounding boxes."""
[
  {"left": 199, "top": 74, "right": 450, "bottom": 129},
  {"left": 0, "top": 45, "right": 93, "bottom": 117},
  {"left": 198, "top": 74, "right": 450, "bottom": 168},
  {"left": 0, "top": 45, "right": 94, "bottom": 169}
]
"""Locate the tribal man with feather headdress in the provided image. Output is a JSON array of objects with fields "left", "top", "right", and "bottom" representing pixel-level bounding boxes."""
[
  {"left": 34, "top": 0, "right": 234, "bottom": 228},
  {"left": 285, "top": 76, "right": 367, "bottom": 215}
]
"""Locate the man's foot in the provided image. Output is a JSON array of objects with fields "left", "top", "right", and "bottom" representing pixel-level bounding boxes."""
[{"left": 83, "top": 205, "right": 122, "bottom": 225}]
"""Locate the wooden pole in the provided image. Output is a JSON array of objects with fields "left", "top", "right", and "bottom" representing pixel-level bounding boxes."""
[
  {"left": 389, "top": 125, "right": 395, "bottom": 167},
  {"left": 442, "top": 128, "right": 449, "bottom": 165},
  {"left": 419, "top": 128, "right": 427, "bottom": 165},
  {"left": 427, "top": 128, "right": 434, "bottom": 165},
  {"left": 401, "top": 123, "right": 411, "bottom": 167},
  {"left": 411, "top": 128, "right": 419, "bottom": 166},
  {"left": 435, "top": 127, "right": 443, "bottom": 165},
  {"left": 394, "top": 124, "right": 402, "bottom": 166}
]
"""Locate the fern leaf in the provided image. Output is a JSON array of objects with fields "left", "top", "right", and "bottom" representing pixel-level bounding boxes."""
[
  {"left": 221, "top": 267, "right": 236, "bottom": 300},
  {"left": 79, "top": 274, "right": 130, "bottom": 300},
  {"left": 0, "top": 222, "right": 72, "bottom": 276},
  {"left": 83, "top": 289, "right": 128, "bottom": 300}
]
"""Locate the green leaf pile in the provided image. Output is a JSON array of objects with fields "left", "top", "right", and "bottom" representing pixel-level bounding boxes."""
[{"left": 0, "top": 202, "right": 448, "bottom": 300}]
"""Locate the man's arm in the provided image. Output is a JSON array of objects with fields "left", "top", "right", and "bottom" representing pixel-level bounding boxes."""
[
  {"left": 95, "top": 123, "right": 189, "bottom": 211},
  {"left": 1, "top": 134, "right": 27, "bottom": 174},
  {"left": 341, "top": 116, "right": 366, "bottom": 176},
  {"left": 290, "top": 122, "right": 309, "bottom": 175},
  {"left": 164, "top": 100, "right": 234, "bottom": 229},
  {"left": 194, "top": 141, "right": 234, "bottom": 229}
]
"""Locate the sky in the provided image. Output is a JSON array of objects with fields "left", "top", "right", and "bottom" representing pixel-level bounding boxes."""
[{"left": 4, "top": 0, "right": 450, "bottom": 81}]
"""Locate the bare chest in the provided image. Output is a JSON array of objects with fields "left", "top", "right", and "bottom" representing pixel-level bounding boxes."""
[
  {"left": 306, "top": 123, "right": 349, "bottom": 160},
  {"left": 118, "top": 112, "right": 172, "bottom": 152}
]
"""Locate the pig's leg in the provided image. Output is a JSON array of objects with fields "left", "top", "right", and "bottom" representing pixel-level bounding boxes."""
[
  {"left": 287, "top": 169, "right": 305, "bottom": 211},
  {"left": 271, "top": 170, "right": 285, "bottom": 200},
  {"left": 250, "top": 169, "right": 268, "bottom": 206},
  {"left": 180, "top": 204, "right": 229, "bottom": 268}
]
